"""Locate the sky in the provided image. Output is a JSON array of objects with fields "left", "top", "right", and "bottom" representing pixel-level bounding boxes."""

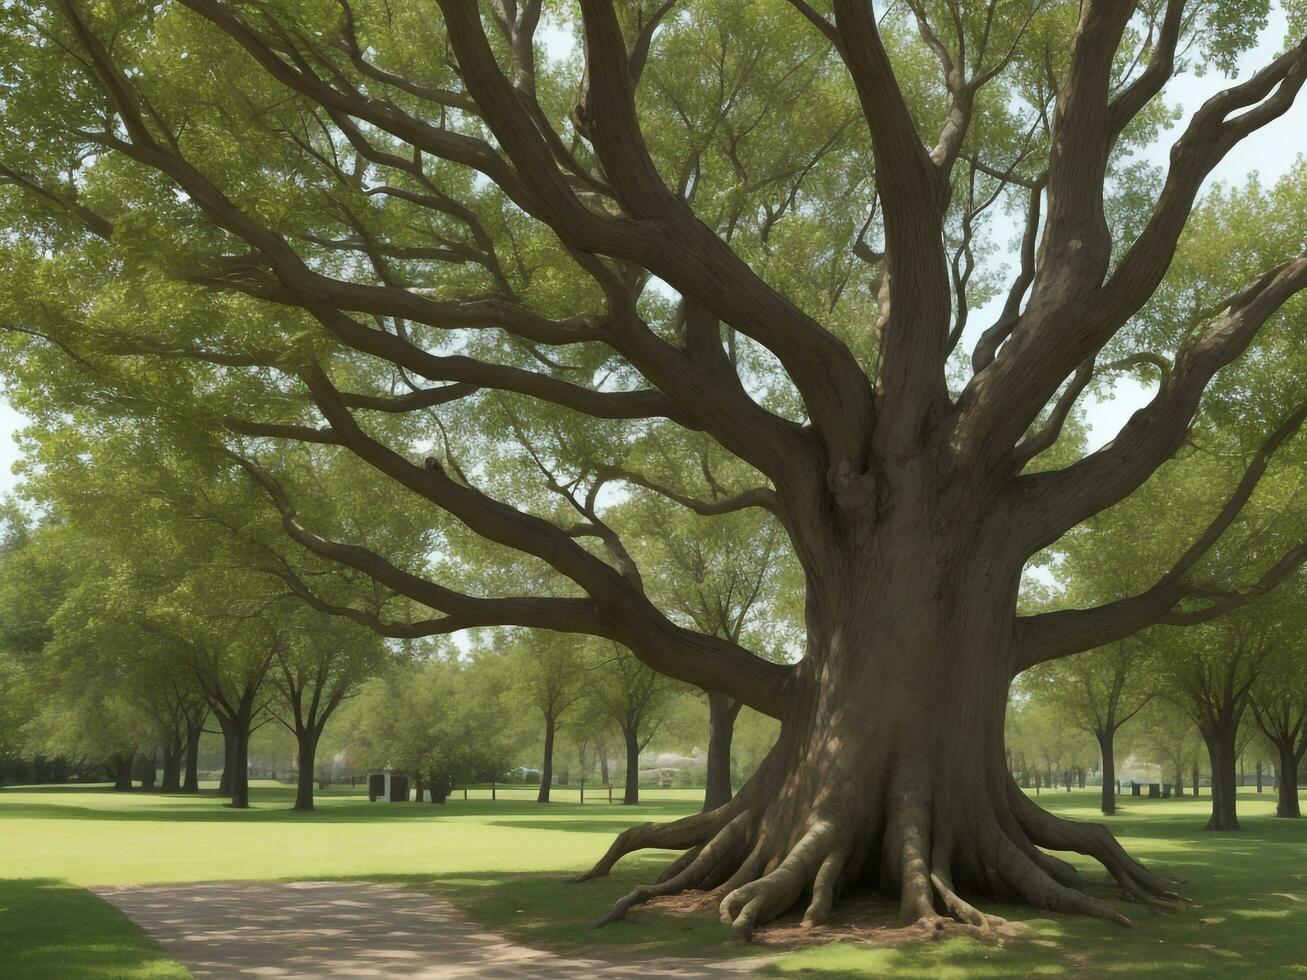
[{"left": 0, "top": 12, "right": 1303, "bottom": 496}]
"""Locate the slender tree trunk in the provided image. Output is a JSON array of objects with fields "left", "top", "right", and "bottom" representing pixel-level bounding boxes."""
[
  {"left": 599, "top": 741, "right": 610, "bottom": 786},
  {"left": 1204, "top": 729, "right": 1239, "bottom": 831},
  {"left": 1256, "top": 759, "right": 1263, "bottom": 792},
  {"left": 1097, "top": 731, "right": 1116, "bottom": 815},
  {"left": 293, "top": 728, "right": 319, "bottom": 811},
  {"left": 229, "top": 724, "right": 251, "bottom": 808},
  {"left": 703, "top": 691, "right": 738, "bottom": 812},
  {"left": 415, "top": 778, "right": 425, "bottom": 803},
  {"left": 1173, "top": 764, "right": 1184, "bottom": 797},
  {"left": 1193, "top": 763, "right": 1201, "bottom": 797},
  {"left": 1276, "top": 745, "right": 1301, "bottom": 818},
  {"left": 623, "top": 725, "right": 640, "bottom": 805},
  {"left": 218, "top": 720, "right": 235, "bottom": 797},
  {"left": 182, "top": 718, "right": 202, "bottom": 793},
  {"left": 538, "top": 714, "right": 556, "bottom": 804}
]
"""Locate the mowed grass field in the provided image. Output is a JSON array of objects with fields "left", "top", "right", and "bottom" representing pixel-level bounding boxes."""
[{"left": 2, "top": 781, "right": 1307, "bottom": 978}]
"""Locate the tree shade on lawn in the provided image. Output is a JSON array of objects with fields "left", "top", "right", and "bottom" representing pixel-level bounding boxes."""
[{"left": 2, "top": 0, "right": 1307, "bottom": 936}]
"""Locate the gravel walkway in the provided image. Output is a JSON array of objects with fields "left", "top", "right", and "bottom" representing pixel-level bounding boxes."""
[{"left": 94, "top": 880, "right": 767, "bottom": 979}]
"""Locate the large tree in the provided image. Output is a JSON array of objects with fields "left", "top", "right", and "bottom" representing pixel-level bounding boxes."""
[{"left": 3, "top": 0, "right": 1307, "bottom": 935}]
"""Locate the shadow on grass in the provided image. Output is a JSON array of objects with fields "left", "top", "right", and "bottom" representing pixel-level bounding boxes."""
[{"left": 0, "top": 879, "right": 186, "bottom": 980}]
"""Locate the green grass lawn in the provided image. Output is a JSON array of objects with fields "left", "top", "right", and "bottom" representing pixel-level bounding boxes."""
[{"left": 2, "top": 781, "right": 1306, "bottom": 978}]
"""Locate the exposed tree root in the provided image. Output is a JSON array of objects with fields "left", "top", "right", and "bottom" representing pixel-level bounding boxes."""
[
  {"left": 574, "top": 764, "right": 1187, "bottom": 941},
  {"left": 1008, "top": 779, "right": 1187, "bottom": 909},
  {"left": 566, "top": 798, "right": 743, "bottom": 883}
]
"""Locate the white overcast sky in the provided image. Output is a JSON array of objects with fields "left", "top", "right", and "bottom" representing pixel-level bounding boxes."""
[{"left": 0, "top": 12, "right": 1303, "bottom": 496}]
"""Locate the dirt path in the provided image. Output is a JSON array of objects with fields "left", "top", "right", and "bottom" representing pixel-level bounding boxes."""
[{"left": 94, "top": 880, "right": 768, "bottom": 979}]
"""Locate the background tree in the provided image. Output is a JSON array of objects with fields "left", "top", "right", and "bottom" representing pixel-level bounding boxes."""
[
  {"left": 3, "top": 0, "right": 1307, "bottom": 932},
  {"left": 502, "top": 631, "right": 586, "bottom": 803},
  {"left": 345, "top": 652, "right": 515, "bottom": 800},
  {"left": 628, "top": 501, "right": 795, "bottom": 809},
  {"left": 1025, "top": 641, "right": 1155, "bottom": 814},
  {"left": 586, "top": 643, "right": 680, "bottom": 805},
  {"left": 1131, "top": 700, "right": 1204, "bottom": 798},
  {"left": 1249, "top": 622, "right": 1307, "bottom": 817},
  {"left": 1161, "top": 614, "right": 1273, "bottom": 831},
  {"left": 267, "top": 608, "right": 386, "bottom": 810}
]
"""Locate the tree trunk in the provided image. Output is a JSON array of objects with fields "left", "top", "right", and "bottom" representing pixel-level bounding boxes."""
[
  {"left": 703, "top": 691, "right": 738, "bottom": 812},
  {"left": 137, "top": 749, "right": 158, "bottom": 791},
  {"left": 1204, "top": 730, "right": 1239, "bottom": 831},
  {"left": 1256, "top": 759, "right": 1263, "bottom": 793},
  {"left": 110, "top": 751, "right": 134, "bottom": 791},
  {"left": 218, "top": 722, "right": 234, "bottom": 797},
  {"left": 429, "top": 775, "right": 450, "bottom": 803},
  {"left": 182, "top": 716, "right": 202, "bottom": 793},
  {"left": 160, "top": 742, "right": 182, "bottom": 793},
  {"left": 1193, "top": 763, "right": 1200, "bottom": 798},
  {"left": 623, "top": 725, "right": 640, "bottom": 805},
  {"left": 1276, "top": 745, "right": 1301, "bottom": 818},
  {"left": 228, "top": 725, "right": 251, "bottom": 809},
  {"left": 577, "top": 594, "right": 1175, "bottom": 936},
  {"left": 293, "top": 728, "right": 319, "bottom": 811},
  {"left": 1173, "top": 765, "right": 1184, "bottom": 797},
  {"left": 538, "top": 714, "right": 556, "bottom": 804},
  {"left": 1097, "top": 732, "right": 1116, "bottom": 816}
]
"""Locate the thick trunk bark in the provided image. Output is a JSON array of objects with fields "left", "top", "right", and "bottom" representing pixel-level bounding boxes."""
[
  {"left": 703, "top": 691, "right": 738, "bottom": 812},
  {"left": 538, "top": 715, "right": 556, "bottom": 804},
  {"left": 1276, "top": 745, "right": 1301, "bottom": 818},
  {"left": 576, "top": 582, "right": 1177, "bottom": 936},
  {"left": 1204, "top": 730, "right": 1239, "bottom": 831},
  {"left": 1097, "top": 732, "right": 1115, "bottom": 815},
  {"left": 1173, "top": 765, "right": 1184, "bottom": 797},
  {"left": 294, "top": 730, "right": 319, "bottom": 811},
  {"left": 623, "top": 726, "right": 640, "bottom": 805}
]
